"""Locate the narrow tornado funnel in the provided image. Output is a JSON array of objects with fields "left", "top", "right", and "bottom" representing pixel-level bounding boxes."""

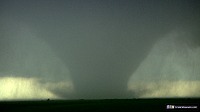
[
  {"left": 128, "top": 31, "right": 200, "bottom": 98},
  {"left": 0, "top": 24, "right": 74, "bottom": 100}
]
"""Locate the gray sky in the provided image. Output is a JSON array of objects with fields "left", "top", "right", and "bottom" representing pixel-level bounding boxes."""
[{"left": 0, "top": 0, "right": 200, "bottom": 99}]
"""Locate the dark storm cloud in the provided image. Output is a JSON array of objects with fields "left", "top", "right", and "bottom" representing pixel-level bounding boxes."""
[{"left": 0, "top": 0, "right": 200, "bottom": 99}]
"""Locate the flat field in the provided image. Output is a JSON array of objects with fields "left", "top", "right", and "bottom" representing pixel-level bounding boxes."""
[{"left": 0, "top": 98, "right": 199, "bottom": 112}]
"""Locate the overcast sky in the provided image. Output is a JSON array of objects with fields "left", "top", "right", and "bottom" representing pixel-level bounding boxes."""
[{"left": 0, "top": 0, "right": 200, "bottom": 99}]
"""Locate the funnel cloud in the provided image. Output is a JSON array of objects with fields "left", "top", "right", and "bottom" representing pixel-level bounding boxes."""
[
  {"left": 128, "top": 31, "right": 200, "bottom": 97},
  {"left": 0, "top": 24, "right": 74, "bottom": 100}
]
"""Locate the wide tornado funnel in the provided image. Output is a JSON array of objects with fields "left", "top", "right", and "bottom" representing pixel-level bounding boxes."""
[
  {"left": 0, "top": 24, "right": 74, "bottom": 100},
  {"left": 128, "top": 31, "right": 200, "bottom": 98}
]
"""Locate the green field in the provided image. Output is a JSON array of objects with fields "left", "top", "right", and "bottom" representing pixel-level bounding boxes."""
[{"left": 0, "top": 98, "right": 199, "bottom": 112}]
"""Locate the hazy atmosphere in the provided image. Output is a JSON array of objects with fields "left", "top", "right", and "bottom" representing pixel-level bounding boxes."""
[{"left": 0, "top": 0, "right": 200, "bottom": 100}]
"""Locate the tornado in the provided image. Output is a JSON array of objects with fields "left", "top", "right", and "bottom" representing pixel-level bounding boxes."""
[
  {"left": 0, "top": 24, "right": 74, "bottom": 100},
  {"left": 128, "top": 31, "right": 200, "bottom": 98}
]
